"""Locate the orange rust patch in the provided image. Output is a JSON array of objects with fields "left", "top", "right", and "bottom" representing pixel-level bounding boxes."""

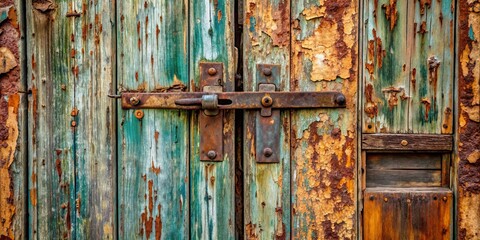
[{"left": 382, "top": 0, "right": 398, "bottom": 30}]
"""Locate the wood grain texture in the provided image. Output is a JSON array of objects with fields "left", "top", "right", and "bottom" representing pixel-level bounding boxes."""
[
  {"left": 189, "top": 0, "right": 235, "bottom": 239},
  {"left": 362, "top": 0, "right": 454, "bottom": 134},
  {"left": 73, "top": 0, "right": 115, "bottom": 238},
  {"left": 27, "top": 1, "right": 76, "bottom": 238},
  {"left": 291, "top": 1, "right": 358, "bottom": 239},
  {"left": 362, "top": 134, "right": 453, "bottom": 151},
  {"left": 457, "top": 0, "right": 480, "bottom": 239},
  {"left": 243, "top": 0, "right": 291, "bottom": 239},
  {"left": 117, "top": 1, "right": 189, "bottom": 239},
  {"left": 364, "top": 188, "right": 452, "bottom": 240}
]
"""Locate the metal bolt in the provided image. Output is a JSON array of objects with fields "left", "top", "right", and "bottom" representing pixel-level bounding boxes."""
[
  {"left": 263, "top": 68, "right": 272, "bottom": 76},
  {"left": 208, "top": 67, "right": 217, "bottom": 76},
  {"left": 335, "top": 94, "right": 346, "bottom": 106},
  {"left": 384, "top": 197, "right": 388, "bottom": 202},
  {"left": 369, "top": 195, "right": 374, "bottom": 201},
  {"left": 71, "top": 121, "right": 77, "bottom": 127},
  {"left": 261, "top": 96, "right": 273, "bottom": 107},
  {"left": 207, "top": 150, "right": 217, "bottom": 159},
  {"left": 442, "top": 196, "right": 447, "bottom": 202},
  {"left": 263, "top": 148, "right": 273, "bottom": 157},
  {"left": 130, "top": 97, "right": 140, "bottom": 106},
  {"left": 135, "top": 110, "right": 144, "bottom": 120},
  {"left": 407, "top": 199, "right": 411, "bottom": 203},
  {"left": 401, "top": 140, "right": 408, "bottom": 146}
]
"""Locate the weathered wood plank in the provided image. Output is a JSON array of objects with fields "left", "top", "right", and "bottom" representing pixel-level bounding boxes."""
[
  {"left": 0, "top": 1, "right": 25, "bottom": 239},
  {"left": 366, "top": 153, "right": 442, "bottom": 170},
  {"left": 457, "top": 0, "right": 480, "bottom": 239},
  {"left": 27, "top": 1, "right": 77, "bottom": 238},
  {"left": 362, "top": 134, "right": 453, "bottom": 151},
  {"left": 291, "top": 1, "right": 358, "bottom": 239},
  {"left": 362, "top": 0, "right": 410, "bottom": 133},
  {"left": 364, "top": 188, "right": 452, "bottom": 239},
  {"left": 117, "top": 1, "right": 189, "bottom": 239},
  {"left": 366, "top": 169, "right": 442, "bottom": 188},
  {"left": 243, "top": 0, "right": 291, "bottom": 239},
  {"left": 409, "top": 0, "right": 454, "bottom": 134},
  {"left": 189, "top": 0, "right": 235, "bottom": 239},
  {"left": 73, "top": 0, "right": 115, "bottom": 238}
]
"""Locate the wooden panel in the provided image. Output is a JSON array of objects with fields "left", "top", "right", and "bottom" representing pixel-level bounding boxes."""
[
  {"left": 364, "top": 188, "right": 452, "bottom": 240},
  {"left": 367, "top": 153, "right": 442, "bottom": 170},
  {"left": 117, "top": 1, "right": 189, "bottom": 239},
  {"left": 366, "top": 169, "right": 441, "bottom": 188},
  {"left": 27, "top": 1, "right": 76, "bottom": 238},
  {"left": 243, "top": 0, "right": 291, "bottom": 239},
  {"left": 362, "top": 134, "right": 453, "bottom": 151},
  {"left": 189, "top": 0, "right": 235, "bottom": 239},
  {"left": 73, "top": 1, "right": 115, "bottom": 238},
  {"left": 362, "top": 0, "right": 410, "bottom": 133},
  {"left": 0, "top": 2, "right": 26, "bottom": 239},
  {"left": 409, "top": 0, "right": 454, "bottom": 133},
  {"left": 291, "top": 1, "right": 358, "bottom": 239},
  {"left": 362, "top": 0, "right": 454, "bottom": 134}
]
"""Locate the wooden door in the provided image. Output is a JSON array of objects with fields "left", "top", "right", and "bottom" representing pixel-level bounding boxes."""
[{"left": 21, "top": 0, "right": 460, "bottom": 239}]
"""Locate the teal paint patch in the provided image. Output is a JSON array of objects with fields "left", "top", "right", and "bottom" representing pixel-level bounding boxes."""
[
  {"left": 0, "top": 6, "right": 11, "bottom": 24},
  {"left": 249, "top": 16, "right": 256, "bottom": 32},
  {"left": 469, "top": 25, "right": 475, "bottom": 41}
]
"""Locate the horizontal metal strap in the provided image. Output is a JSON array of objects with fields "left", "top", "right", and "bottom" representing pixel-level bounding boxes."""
[{"left": 121, "top": 91, "right": 346, "bottom": 110}]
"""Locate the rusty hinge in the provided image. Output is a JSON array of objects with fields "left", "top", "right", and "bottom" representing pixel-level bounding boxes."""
[{"left": 119, "top": 63, "right": 346, "bottom": 162}]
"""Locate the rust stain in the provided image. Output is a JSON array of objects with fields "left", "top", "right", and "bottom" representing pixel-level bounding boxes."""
[
  {"left": 365, "top": 84, "right": 378, "bottom": 118},
  {"left": 0, "top": 47, "right": 17, "bottom": 74},
  {"left": 155, "top": 204, "right": 162, "bottom": 240},
  {"left": 411, "top": 68, "right": 417, "bottom": 90},
  {"left": 417, "top": 21, "right": 427, "bottom": 34},
  {"left": 419, "top": 0, "right": 432, "bottom": 15},
  {"left": 382, "top": 86, "right": 404, "bottom": 110},
  {"left": 154, "top": 78, "right": 187, "bottom": 92},
  {"left": 245, "top": 222, "right": 259, "bottom": 240},
  {"left": 458, "top": 0, "right": 480, "bottom": 239},
  {"left": 382, "top": 0, "right": 398, "bottom": 31},
  {"left": 151, "top": 161, "right": 160, "bottom": 175},
  {"left": 421, "top": 98, "right": 431, "bottom": 121},
  {"left": 428, "top": 56, "right": 440, "bottom": 96}
]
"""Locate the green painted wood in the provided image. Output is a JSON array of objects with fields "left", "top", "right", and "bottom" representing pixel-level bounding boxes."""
[
  {"left": 117, "top": 1, "right": 189, "bottom": 239},
  {"left": 409, "top": 0, "right": 454, "bottom": 134},
  {"left": 189, "top": 0, "right": 235, "bottom": 239},
  {"left": 362, "top": 0, "right": 454, "bottom": 134},
  {"left": 243, "top": 0, "right": 291, "bottom": 239},
  {"left": 27, "top": 1, "right": 76, "bottom": 238},
  {"left": 73, "top": 0, "right": 115, "bottom": 238},
  {"left": 291, "top": 1, "right": 358, "bottom": 239},
  {"left": 362, "top": 0, "right": 409, "bottom": 133}
]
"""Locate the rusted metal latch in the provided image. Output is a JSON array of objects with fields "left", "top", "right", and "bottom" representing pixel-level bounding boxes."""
[{"left": 119, "top": 63, "right": 346, "bottom": 163}]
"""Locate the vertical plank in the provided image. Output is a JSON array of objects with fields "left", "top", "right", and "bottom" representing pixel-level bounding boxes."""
[
  {"left": 409, "top": 0, "right": 454, "bottom": 133},
  {"left": 0, "top": 1, "right": 26, "bottom": 239},
  {"left": 27, "top": 1, "right": 76, "bottom": 238},
  {"left": 457, "top": 0, "right": 480, "bottom": 239},
  {"left": 243, "top": 0, "right": 291, "bottom": 239},
  {"left": 73, "top": 0, "right": 115, "bottom": 238},
  {"left": 291, "top": 1, "right": 358, "bottom": 239},
  {"left": 189, "top": 0, "right": 235, "bottom": 239},
  {"left": 117, "top": 1, "right": 189, "bottom": 239},
  {"left": 362, "top": 0, "right": 409, "bottom": 133}
]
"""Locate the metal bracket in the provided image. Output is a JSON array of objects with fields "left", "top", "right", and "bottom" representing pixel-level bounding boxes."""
[{"left": 119, "top": 62, "right": 347, "bottom": 163}]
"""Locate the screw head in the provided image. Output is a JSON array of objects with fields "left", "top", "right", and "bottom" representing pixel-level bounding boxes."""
[
  {"left": 401, "top": 140, "right": 408, "bottom": 146},
  {"left": 135, "top": 110, "right": 144, "bottom": 120},
  {"left": 207, "top": 150, "right": 217, "bottom": 159},
  {"left": 261, "top": 96, "right": 273, "bottom": 107},
  {"left": 335, "top": 94, "right": 346, "bottom": 106},
  {"left": 263, "top": 68, "right": 272, "bottom": 76},
  {"left": 263, "top": 148, "right": 273, "bottom": 157},
  {"left": 130, "top": 97, "right": 140, "bottom": 106},
  {"left": 208, "top": 67, "right": 217, "bottom": 76},
  {"left": 71, "top": 121, "right": 77, "bottom": 127}
]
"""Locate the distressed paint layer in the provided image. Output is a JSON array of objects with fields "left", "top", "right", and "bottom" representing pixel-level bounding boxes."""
[
  {"left": 243, "top": 0, "right": 291, "bottom": 239},
  {"left": 291, "top": 1, "right": 358, "bottom": 239},
  {"left": 117, "top": 1, "right": 189, "bottom": 239},
  {"left": 457, "top": 0, "right": 480, "bottom": 239},
  {"left": 189, "top": 0, "right": 236, "bottom": 239}
]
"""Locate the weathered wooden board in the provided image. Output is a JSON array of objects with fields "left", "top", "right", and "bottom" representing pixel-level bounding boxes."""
[
  {"left": 117, "top": 1, "right": 189, "bottom": 239},
  {"left": 27, "top": 0, "right": 116, "bottom": 239},
  {"left": 364, "top": 188, "right": 452, "bottom": 240},
  {"left": 362, "top": 0, "right": 454, "bottom": 134},
  {"left": 27, "top": 1, "right": 76, "bottom": 238},
  {"left": 457, "top": 0, "right": 480, "bottom": 239},
  {"left": 362, "top": 134, "right": 453, "bottom": 151},
  {"left": 243, "top": 0, "right": 291, "bottom": 239},
  {"left": 291, "top": 1, "right": 358, "bottom": 238},
  {"left": 0, "top": 1, "right": 25, "bottom": 239},
  {"left": 189, "top": 0, "right": 235, "bottom": 239}
]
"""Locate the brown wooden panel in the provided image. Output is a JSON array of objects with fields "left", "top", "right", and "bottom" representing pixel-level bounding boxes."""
[
  {"left": 367, "top": 153, "right": 442, "bottom": 170},
  {"left": 367, "top": 170, "right": 441, "bottom": 188},
  {"left": 364, "top": 188, "right": 452, "bottom": 240},
  {"left": 362, "top": 134, "right": 453, "bottom": 151}
]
